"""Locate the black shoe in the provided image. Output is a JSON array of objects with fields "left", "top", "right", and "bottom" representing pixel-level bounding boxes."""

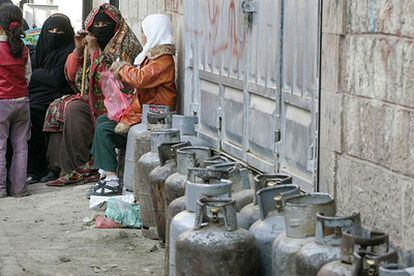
[
  {"left": 26, "top": 175, "right": 40, "bottom": 185},
  {"left": 40, "top": 170, "right": 59, "bottom": 183}
]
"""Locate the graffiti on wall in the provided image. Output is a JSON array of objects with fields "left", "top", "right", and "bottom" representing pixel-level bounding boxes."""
[
  {"left": 186, "top": 0, "right": 246, "bottom": 60},
  {"left": 166, "top": 0, "right": 181, "bottom": 13}
]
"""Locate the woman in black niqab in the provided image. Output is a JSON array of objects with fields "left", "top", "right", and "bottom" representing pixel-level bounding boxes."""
[{"left": 27, "top": 13, "right": 75, "bottom": 183}]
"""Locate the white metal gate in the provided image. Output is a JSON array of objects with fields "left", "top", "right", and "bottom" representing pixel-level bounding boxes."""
[{"left": 184, "top": 0, "right": 321, "bottom": 191}]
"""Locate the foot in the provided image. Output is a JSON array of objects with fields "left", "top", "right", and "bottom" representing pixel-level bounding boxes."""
[
  {"left": 0, "top": 191, "right": 7, "bottom": 198},
  {"left": 40, "top": 170, "right": 59, "bottom": 183},
  {"left": 26, "top": 174, "right": 40, "bottom": 185},
  {"left": 89, "top": 177, "right": 122, "bottom": 197}
]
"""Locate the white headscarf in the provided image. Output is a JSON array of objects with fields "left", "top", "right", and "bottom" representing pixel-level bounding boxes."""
[{"left": 134, "top": 14, "right": 174, "bottom": 67}]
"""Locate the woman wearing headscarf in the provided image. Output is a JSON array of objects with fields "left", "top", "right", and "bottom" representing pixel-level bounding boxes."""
[
  {"left": 0, "top": 0, "right": 29, "bottom": 30},
  {"left": 26, "top": 14, "right": 75, "bottom": 184},
  {"left": 43, "top": 4, "right": 142, "bottom": 186},
  {"left": 89, "top": 14, "right": 176, "bottom": 196}
]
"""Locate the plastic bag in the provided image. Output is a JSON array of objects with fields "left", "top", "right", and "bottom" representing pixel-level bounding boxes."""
[
  {"left": 101, "top": 71, "right": 132, "bottom": 122},
  {"left": 105, "top": 198, "right": 142, "bottom": 228},
  {"left": 95, "top": 215, "right": 123, "bottom": 229}
]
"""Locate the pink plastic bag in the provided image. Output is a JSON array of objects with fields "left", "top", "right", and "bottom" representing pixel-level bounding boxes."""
[
  {"left": 101, "top": 71, "right": 132, "bottom": 122},
  {"left": 95, "top": 215, "right": 123, "bottom": 229}
]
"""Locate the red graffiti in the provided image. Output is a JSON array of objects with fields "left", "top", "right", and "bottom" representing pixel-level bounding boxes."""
[{"left": 185, "top": 0, "right": 246, "bottom": 60}]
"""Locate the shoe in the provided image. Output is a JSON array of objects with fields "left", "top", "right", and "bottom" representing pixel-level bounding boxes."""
[
  {"left": 89, "top": 178, "right": 122, "bottom": 197},
  {"left": 26, "top": 175, "right": 40, "bottom": 185},
  {"left": 40, "top": 171, "right": 59, "bottom": 183}
]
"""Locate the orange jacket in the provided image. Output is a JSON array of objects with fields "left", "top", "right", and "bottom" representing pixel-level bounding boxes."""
[{"left": 117, "top": 45, "right": 176, "bottom": 126}]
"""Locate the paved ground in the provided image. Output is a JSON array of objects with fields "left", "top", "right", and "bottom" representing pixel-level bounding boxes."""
[{"left": 0, "top": 183, "right": 164, "bottom": 276}]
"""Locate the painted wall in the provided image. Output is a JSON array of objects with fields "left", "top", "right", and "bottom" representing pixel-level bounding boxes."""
[{"left": 320, "top": 0, "right": 414, "bottom": 261}]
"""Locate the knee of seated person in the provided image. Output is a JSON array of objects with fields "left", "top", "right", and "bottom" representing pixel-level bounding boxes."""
[
  {"left": 64, "top": 101, "right": 84, "bottom": 117},
  {"left": 95, "top": 115, "right": 109, "bottom": 126}
]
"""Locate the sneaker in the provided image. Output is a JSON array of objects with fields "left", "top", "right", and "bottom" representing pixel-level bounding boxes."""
[{"left": 89, "top": 177, "right": 122, "bottom": 197}]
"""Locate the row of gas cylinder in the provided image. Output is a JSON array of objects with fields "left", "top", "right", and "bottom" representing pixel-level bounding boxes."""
[{"left": 122, "top": 105, "right": 413, "bottom": 276}]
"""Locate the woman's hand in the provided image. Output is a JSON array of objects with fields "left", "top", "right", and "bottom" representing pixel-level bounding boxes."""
[
  {"left": 74, "top": 30, "right": 88, "bottom": 56},
  {"left": 85, "top": 35, "right": 99, "bottom": 56},
  {"left": 110, "top": 61, "right": 131, "bottom": 79}
]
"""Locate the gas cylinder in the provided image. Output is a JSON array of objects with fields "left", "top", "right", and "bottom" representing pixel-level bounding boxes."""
[
  {"left": 165, "top": 146, "right": 212, "bottom": 207},
  {"left": 379, "top": 264, "right": 414, "bottom": 276},
  {"left": 207, "top": 162, "right": 254, "bottom": 211},
  {"left": 163, "top": 147, "right": 212, "bottom": 274},
  {"left": 148, "top": 142, "right": 190, "bottom": 244},
  {"left": 353, "top": 248, "right": 399, "bottom": 275},
  {"left": 317, "top": 230, "right": 390, "bottom": 276},
  {"left": 238, "top": 173, "right": 292, "bottom": 229},
  {"left": 175, "top": 197, "right": 259, "bottom": 276},
  {"left": 137, "top": 129, "right": 180, "bottom": 239},
  {"left": 248, "top": 185, "right": 300, "bottom": 276},
  {"left": 131, "top": 109, "right": 173, "bottom": 198},
  {"left": 169, "top": 168, "right": 233, "bottom": 276},
  {"left": 272, "top": 193, "right": 336, "bottom": 276},
  {"left": 295, "top": 212, "right": 362, "bottom": 276},
  {"left": 172, "top": 115, "right": 208, "bottom": 146},
  {"left": 123, "top": 105, "right": 170, "bottom": 191},
  {"left": 201, "top": 155, "right": 230, "bottom": 167}
]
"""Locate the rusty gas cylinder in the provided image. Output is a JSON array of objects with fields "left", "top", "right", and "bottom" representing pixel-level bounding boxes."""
[
  {"left": 175, "top": 197, "right": 259, "bottom": 276},
  {"left": 271, "top": 193, "right": 336, "bottom": 276},
  {"left": 169, "top": 168, "right": 233, "bottom": 276},
  {"left": 238, "top": 173, "right": 292, "bottom": 229},
  {"left": 137, "top": 129, "right": 180, "bottom": 239},
  {"left": 318, "top": 230, "right": 391, "bottom": 276},
  {"left": 124, "top": 105, "right": 166, "bottom": 191},
  {"left": 130, "top": 109, "right": 171, "bottom": 197},
  {"left": 163, "top": 146, "right": 211, "bottom": 275},
  {"left": 165, "top": 146, "right": 212, "bottom": 207},
  {"left": 148, "top": 142, "right": 190, "bottom": 244},
  {"left": 248, "top": 185, "right": 300, "bottom": 276},
  {"left": 295, "top": 212, "right": 362, "bottom": 276}
]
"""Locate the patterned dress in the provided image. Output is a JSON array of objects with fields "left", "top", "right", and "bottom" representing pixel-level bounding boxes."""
[{"left": 43, "top": 3, "right": 142, "bottom": 132}]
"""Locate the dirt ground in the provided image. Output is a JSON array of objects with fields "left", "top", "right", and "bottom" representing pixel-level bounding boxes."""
[{"left": 0, "top": 183, "right": 164, "bottom": 276}]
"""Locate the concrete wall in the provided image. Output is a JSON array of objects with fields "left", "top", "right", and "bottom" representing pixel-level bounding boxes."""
[{"left": 320, "top": 0, "right": 414, "bottom": 260}]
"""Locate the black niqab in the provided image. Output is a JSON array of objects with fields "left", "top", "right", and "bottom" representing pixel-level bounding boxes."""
[
  {"left": 29, "top": 14, "right": 75, "bottom": 105},
  {"left": 35, "top": 14, "right": 74, "bottom": 68},
  {"left": 88, "top": 11, "right": 116, "bottom": 49}
]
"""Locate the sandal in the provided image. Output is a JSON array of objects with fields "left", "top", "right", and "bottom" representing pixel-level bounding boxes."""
[
  {"left": 45, "top": 171, "right": 84, "bottom": 187},
  {"left": 89, "top": 179, "right": 123, "bottom": 197},
  {"left": 45, "top": 162, "right": 100, "bottom": 187}
]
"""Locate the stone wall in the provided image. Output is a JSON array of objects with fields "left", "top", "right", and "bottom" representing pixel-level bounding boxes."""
[{"left": 320, "top": 0, "right": 414, "bottom": 259}]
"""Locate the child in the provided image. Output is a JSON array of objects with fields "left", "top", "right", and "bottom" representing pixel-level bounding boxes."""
[
  {"left": 0, "top": 4, "right": 31, "bottom": 197},
  {"left": 89, "top": 14, "right": 176, "bottom": 196}
]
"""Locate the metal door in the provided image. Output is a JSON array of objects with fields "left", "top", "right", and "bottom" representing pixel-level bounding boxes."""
[
  {"left": 279, "top": 0, "right": 321, "bottom": 191},
  {"left": 184, "top": 0, "right": 321, "bottom": 190}
]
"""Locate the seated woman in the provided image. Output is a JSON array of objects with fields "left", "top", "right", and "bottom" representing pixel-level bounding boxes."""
[
  {"left": 26, "top": 14, "right": 75, "bottom": 184},
  {"left": 43, "top": 4, "right": 142, "bottom": 186},
  {"left": 89, "top": 14, "right": 176, "bottom": 196}
]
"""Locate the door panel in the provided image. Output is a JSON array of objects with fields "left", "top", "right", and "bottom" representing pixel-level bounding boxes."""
[{"left": 184, "top": 0, "right": 321, "bottom": 190}]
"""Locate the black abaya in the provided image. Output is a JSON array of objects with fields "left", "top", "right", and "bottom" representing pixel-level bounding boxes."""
[{"left": 27, "top": 14, "right": 75, "bottom": 178}]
